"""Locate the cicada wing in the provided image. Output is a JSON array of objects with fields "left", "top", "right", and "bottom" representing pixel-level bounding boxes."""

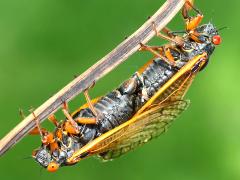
[
  {"left": 92, "top": 99, "right": 190, "bottom": 160},
  {"left": 145, "top": 72, "right": 195, "bottom": 110},
  {"left": 160, "top": 73, "right": 195, "bottom": 102},
  {"left": 68, "top": 67, "right": 195, "bottom": 163}
]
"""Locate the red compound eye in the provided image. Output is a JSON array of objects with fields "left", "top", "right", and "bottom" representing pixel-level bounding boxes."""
[
  {"left": 212, "top": 35, "right": 221, "bottom": 45},
  {"left": 47, "top": 162, "right": 59, "bottom": 172}
]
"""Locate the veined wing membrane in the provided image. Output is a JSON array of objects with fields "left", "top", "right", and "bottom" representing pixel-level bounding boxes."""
[
  {"left": 67, "top": 55, "right": 206, "bottom": 163},
  {"left": 95, "top": 99, "right": 190, "bottom": 160},
  {"left": 67, "top": 75, "right": 193, "bottom": 163},
  {"left": 134, "top": 54, "right": 207, "bottom": 116},
  {"left": 153, "top": 72, "right": 195, "bottom": 105},
  {"left": 90, "top": 71, "right": 194, "bottom": 160}
]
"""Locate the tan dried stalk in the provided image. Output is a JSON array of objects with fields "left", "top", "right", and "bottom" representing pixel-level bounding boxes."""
[{"left": 0, "top": 0, "right": 186, "bottom": 156}]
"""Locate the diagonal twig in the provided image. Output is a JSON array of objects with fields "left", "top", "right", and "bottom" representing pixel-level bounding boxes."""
[{"left": 0, "top": 0, "right": 186, "bottom": 157}]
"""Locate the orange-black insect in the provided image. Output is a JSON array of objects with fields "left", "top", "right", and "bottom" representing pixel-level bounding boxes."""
[{"left": 31, "top": 1, "right": 221, "bottom": 172}]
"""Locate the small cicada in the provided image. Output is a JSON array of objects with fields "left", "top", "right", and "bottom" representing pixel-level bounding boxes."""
[{"left": 31, "top": 1, "right": 221, "bottom": 172}]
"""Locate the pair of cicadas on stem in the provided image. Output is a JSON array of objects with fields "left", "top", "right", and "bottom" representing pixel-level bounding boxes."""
[{"left": 29, "top": 1, "right": 221, "bottom": 172}]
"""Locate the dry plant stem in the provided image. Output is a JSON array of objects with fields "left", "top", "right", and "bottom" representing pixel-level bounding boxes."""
[{"left": 0, "top": 0, "right": 186, "bottom": 157}]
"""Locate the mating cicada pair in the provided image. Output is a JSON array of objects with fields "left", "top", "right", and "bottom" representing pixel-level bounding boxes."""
[{"left": 31, "top": 1, "right": 221, "bottom": 172}]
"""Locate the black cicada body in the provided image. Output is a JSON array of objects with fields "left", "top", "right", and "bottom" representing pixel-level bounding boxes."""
[{"left": 32, "top": 1, "right": 221, "bottom": 172}]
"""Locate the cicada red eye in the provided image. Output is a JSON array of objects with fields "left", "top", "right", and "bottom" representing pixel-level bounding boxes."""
[
  {"left": 212, "top": 35, "right": 221, "bottom": 45},
  {"left": 47, "top": 162, "right": 59, "bottom": 172}
]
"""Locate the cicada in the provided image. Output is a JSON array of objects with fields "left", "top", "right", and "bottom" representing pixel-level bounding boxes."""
[{"left": 31, "top": 1, "right": 221, "bottom": 172}]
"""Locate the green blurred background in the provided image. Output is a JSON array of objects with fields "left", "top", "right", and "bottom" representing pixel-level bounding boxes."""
[{"left": 0, "top": 0, "right": 239, "bottom": 179}]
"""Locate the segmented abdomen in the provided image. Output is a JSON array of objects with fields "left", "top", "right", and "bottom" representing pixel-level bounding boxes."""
[
  {"left": 95, "top": 91, "right": 137, "bottom": 133},
  {"left": 73, "top": 89, "right": 141, "bottom": 146},
  {"left": 142, "top": 59, "right": 177, "bottom": 97},
  {"left": 72, "top": 57, "right": 189, "bottom": 147}
]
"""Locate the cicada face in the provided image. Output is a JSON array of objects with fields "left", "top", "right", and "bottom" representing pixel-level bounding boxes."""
[
  {"left": 195, "top": 23, "right": 222, "bottom": 55},
  {"left": 33, "top": 146, "right": 66, "bottom": 172},
  {"left": 32, "top": 147, "right": 52, "bottom": 168},
  {"left": 32, "top": 131, "right": 83, "bottom": 172}
]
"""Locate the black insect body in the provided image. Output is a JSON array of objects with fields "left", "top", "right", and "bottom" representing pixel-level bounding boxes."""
[{"left": 33, "top": 2, "right": 221, "bottom": 172}]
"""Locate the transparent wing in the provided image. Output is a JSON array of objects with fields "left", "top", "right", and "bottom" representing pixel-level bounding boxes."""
[
  {"left": 68, "top": 72, "right": 194, "bottom": 163},
  {"left": 93, "top": 99, "right": 189, "bottom": 160},
  {"left": 157, "top": 73, "right": 195, "bottom": 103},
  {"left": 93, "top": 69, "right": 196, "bottom": 160}
]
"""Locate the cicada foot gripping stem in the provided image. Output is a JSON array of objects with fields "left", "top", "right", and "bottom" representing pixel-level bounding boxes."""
[{"left": 75, "top": 87, "right": 100, "bottom": 125}]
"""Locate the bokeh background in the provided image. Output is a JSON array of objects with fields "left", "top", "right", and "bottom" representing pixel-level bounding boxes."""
[{"left": 0, "top": 0, "right": 239, "bottom": 179}]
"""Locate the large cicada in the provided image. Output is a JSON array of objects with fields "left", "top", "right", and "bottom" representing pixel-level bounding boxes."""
[{"left": 31, "top": 1, "right": 221, "bottom": 172}]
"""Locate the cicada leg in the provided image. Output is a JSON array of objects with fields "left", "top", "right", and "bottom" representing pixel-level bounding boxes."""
[
  {"left": 30, "top": 111, "right": 45, "bottom": 138},
  {"left": 139, "top": 43, "right": 176, "bottom": 66},
  {"left": 75, "top": 89, "right": 98, "bottom": 124},
  {"left": 140, "top": 22, "right": 186, "bottom": 66},
  {"left": 182, "top": 0, "right": 203, "bottom": 31},
  {"left": 83, "top": 90, "right": 98, "bottom": 117},
  {"left": 20, "top": 108, "right": 43, "bottom": 135},
  {"left": 48, "top": 114, "right": 59, "bottom": 127},
  {"left": 30, "top": 113, "right": 60, "bottom": 157},
  {"left": 158, "top": 72, "right": 192, "bottom": 106},
  {"left": 152, "top": 22, "right": 184, "bottom": 47},
  {"left": 19, "top": 107, "right": 58, "bottom": 137},
  {"left": 30, "top": 111, "right": 57, "bottom": 150},
  {"left": 161, "top": 27, "right": 177, "bottom": 38},
  {"left": 62, "top": 102, "right": 80, "bottom": 134}
]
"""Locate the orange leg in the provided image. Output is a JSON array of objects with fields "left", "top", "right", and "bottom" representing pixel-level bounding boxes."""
[
  {"left": 75, "top": 89, "right": 98, "bottom": 124},
  {"left": 21, "top": 108, "right": 42, "bottom": 136},
  {"left": 62, "top": 102, "right": 80, "bottom": 134},
  {"left": 75, "top": 117, "right": 97, "bottom": 124},
  {"left": 62, "top": 88, "right": 98, "bottom": 128},
  {"left": 31, "top": 111, "right": 44, "bottom": 139},
  {"left": 26, "top": 109, "right": 57, "bottom": 135},
  {"left": 139, "top": 45, "right": 164, "bottom": 52},
  {"left": 49, "top": 141, "right": 59, "bottom": 153},
  {"left": 152, "top": 22, "right": 184, "bottom": 47},
  {"left": 139, "top": 43, "right": 176, "bottom": 66},
  {"left": 139, "top": 43, "right": 173, "bottom": 64},
  {"left": 48, "top": 114, "right": 59, "bottom": 127},
  {"left": 162, "top": 27, "right": 175, "bottom": 38},
  {"left": 20, "top": 108, "right": 43, "bottom": 135},
  {"left": 164, "top": 47, "right": 176, "bottom": 64},
  {"left": 182, "top": 1, "right": 203, "bottom": 31},
  {"left": 29, "top": 126, "right": 47, "bottom": 135},
  {"left": 83, "top": 89, "right": 98, "bottom": 117},
  {"left": 30, "top": 112, "right": 56, "bottom": 145}
]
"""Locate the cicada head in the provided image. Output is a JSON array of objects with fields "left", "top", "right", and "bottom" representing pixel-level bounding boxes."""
[
  {"left": 32, "top": 146, "right": 64, "bottom": 172},
  {"left": 32, "top": 131, "right": 82, "bottom": 172},
  {"left": 32, "top": 147, "right": 51, "bottom": 168},
  {"left": 194, "top": 23, "right": 222, "bottom": 55}
]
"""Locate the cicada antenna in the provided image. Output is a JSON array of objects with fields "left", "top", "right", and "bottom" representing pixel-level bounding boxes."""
[
  {"left": 40, "top": 166, "right": 44, "bottom": 177},
  {"left": 217, "top": 26, "right": 228, "bottom": 32},
  {"left": 22, "top": 156, "right": 32, "bottom": 160}
]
